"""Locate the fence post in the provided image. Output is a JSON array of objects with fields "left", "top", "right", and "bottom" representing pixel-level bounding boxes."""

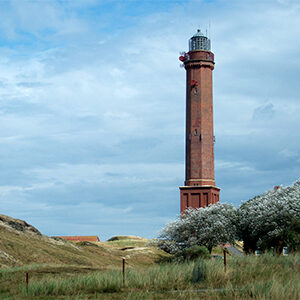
[
  {"left": 223, "top": 249, "right": 227, "bottom": 273},
  {"left": 26, "top": 272, "right": 29, "bottom": 294},
  {"left": 122, "top": 258, "right": 126, "bottom": 285}
]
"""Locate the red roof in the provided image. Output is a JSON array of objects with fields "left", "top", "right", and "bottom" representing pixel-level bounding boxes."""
[{"left": 59, "top": 236, "right": 100, "bottom": 242}]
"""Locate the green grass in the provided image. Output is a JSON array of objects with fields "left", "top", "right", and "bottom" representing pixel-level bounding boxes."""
[
  {"left": 9, "top": 253, "right": 298, "bottom": 299},
  {"left": 24, "top": 263, "right": 194, "bottom": 297},
  {"left": 0, "top": 264, "right": 103, "bottom": 299},
  {"left": 104, "top": 239, "right": 147, "bottom": 248}
]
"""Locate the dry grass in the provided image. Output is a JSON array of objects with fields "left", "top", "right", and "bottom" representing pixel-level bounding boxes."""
[
  {"left": 0, "top": 226, "right": 166, "bottom": 270},
  {"left": 0, "top": 226, "right": 169, "bottom": 298}
]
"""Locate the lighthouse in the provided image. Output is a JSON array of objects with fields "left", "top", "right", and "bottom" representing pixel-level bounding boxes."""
[{"left": 179, "top": 29, "right": 220, "bottom": 212}]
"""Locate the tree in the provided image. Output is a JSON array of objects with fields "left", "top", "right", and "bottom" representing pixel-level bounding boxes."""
[
  {"left": 237, "top": 180, "right": 300, "bottom": 253},
  {"left": 158, "top": 203, "right": 237, "bottom": 257}
]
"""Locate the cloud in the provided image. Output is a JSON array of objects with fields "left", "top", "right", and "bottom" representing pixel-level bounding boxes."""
[
  {"left": 0, "top": 0, "right": 299, "bottom": 239},
  {"left": 252, "top": 103, "right": 275, "bottom": 120}
]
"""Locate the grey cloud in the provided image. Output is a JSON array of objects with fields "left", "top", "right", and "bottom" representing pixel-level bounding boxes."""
[
  {"left": 252, "top": 103, "right": 275, "bottom": 120},
  {"left": 0, "top": 0, "right": 300, "bottom": 239}
]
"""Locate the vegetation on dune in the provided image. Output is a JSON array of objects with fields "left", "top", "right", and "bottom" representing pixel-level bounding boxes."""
[
  {"left": 157, "top": 179, "right": 300, "bottom": 256},
  {"left": 0, "top": 224, "right": 120, "bottom": 268},
  {"left": 5, "top": 253, "right": 296, "bottom": 299},
  {"left": 185, "top": 245, "right": 211, "bottom": 261},
  {"left": 0, "top": 213, "right": 299, "bottom": 299},
  {"left": 157, "top": 203, "right": 236, "bottom": 257},
  {"left": 107, "top": 236, "right": 146, "bottom": 242},
  {"left": 0, "top": 217, "right": 166, "bottom": 270},
  {"left": 103, "top": 237, "right": 149, "bottom": 250},
  {"left": 237, "top": 180, "right": 300, "bottom": 253}
]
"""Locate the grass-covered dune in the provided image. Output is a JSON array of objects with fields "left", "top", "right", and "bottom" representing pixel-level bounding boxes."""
[
  {"left": 1, "top": 214, "right": 299, "bottom": 299},
  {"left": 0, "top": 214, "right": 166, "bottom": 270}
]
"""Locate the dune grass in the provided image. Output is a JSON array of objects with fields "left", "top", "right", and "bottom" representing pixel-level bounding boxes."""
[
  {"left": 18, "top": 253, "right": 299, "bottom": 299},
  {"left": 103, "top": 239, "right": 148, "bottom": 249},
  {"left": 24, "top": 262, "right": 194, "bottom": 297}
]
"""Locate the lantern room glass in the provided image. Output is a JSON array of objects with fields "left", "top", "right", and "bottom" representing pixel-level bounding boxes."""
[{"left": 189, "top": 29, "right": 211, "bottom": 51}]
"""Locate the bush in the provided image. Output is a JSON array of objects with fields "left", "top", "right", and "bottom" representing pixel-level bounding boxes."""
[
  {"left": 185, "top": 245, "right": 210, "bottom": 260},
  {"left": 237, "top": 179, "right": 300, "bottom": 253},
  {"left": 191, "top": 259, "right": 207, "bottom": 283},
  {"left": 158, "top": 203, "right": 237, "bottom": 257}
]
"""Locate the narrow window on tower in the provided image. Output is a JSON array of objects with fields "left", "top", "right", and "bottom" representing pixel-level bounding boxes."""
[
  {"left": 194, "top": 129, "right": 198, "bottom": 136},
  {"left": 194, "top": 87, "right": 198, "bottom": 94}
]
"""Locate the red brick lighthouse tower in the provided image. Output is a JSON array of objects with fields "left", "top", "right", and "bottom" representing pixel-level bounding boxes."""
[{"left": 179, "top": 29, "right": 220, "bottom": 213}]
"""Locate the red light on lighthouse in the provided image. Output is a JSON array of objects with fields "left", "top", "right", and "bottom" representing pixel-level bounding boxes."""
[{"left": 190, "top": 80, "right": 197, "bottom": 87}]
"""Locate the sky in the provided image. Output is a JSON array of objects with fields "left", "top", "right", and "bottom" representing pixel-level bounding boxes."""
[{"left": 0, "top": 0, "right": 299, "bottom": 240}]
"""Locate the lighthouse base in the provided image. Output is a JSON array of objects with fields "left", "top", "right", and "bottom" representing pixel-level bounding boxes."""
[{"left": 179, "top": 185, "right": 220, "bottom": 213}]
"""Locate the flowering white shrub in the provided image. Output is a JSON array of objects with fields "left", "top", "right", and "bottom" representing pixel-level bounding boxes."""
[
  {"left": 158, "top": 180, "right": 300, "bottom": 257},
  {"left": 237, "top": 179, "right": 300, "bottom": 253},
  {"left": 158, "top": 203, "right": 237, "bottom": 256}
]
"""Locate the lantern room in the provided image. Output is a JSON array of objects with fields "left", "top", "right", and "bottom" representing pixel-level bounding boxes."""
[{"left": 189, "top": 29, "right": 211, "bottom": 51}]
